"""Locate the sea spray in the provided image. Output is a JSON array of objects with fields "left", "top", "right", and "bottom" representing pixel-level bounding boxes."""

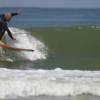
[{"left": 4, "top": 27, "right": 47, "bottom": 61}]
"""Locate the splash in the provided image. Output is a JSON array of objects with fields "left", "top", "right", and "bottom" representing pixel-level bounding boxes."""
[{"left": 4, "top": 27, "right": 47, "bottom": 61}]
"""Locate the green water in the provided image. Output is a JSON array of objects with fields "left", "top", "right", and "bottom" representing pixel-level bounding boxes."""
[
  {"left": 30, "top": 26, "right": 100, "bottom": 70},
  {"left": 0, "top": 26, "right": 100, "bottom": 70}
]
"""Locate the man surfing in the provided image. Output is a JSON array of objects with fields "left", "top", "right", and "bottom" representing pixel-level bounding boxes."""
[
  {"left": 0, "top": 10, "right": 34, "bottom": 52},
  {"left": 0, "top": 10, "right": 21, "bottom": 40}
]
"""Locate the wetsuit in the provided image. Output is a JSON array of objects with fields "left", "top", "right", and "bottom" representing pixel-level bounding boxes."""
[{"left": 0, "top": 13, "right": 18, "bottom": 40}]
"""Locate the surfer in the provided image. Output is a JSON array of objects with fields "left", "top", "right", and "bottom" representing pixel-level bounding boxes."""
[
  {"left": 0, "top": 10, "right": 21, "bottom": 40},
  {"left": 0, "top": 10, "right": 34, "bottom": 52}
]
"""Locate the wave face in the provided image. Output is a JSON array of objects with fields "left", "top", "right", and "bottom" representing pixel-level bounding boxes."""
[
  {"left": 0, "top": 68, "right": 100, "bottom": 99},
  {"left": 3, "top": 27, "right": 47, "bottom": 61}
]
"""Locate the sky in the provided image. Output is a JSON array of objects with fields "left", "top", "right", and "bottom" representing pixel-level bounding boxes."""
[{"left": 0, "top": 0, "right": 100, "bottom": 8}]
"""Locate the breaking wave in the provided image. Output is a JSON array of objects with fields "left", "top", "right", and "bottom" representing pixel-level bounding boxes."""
[{"left": 0, "top": 68, "right": 100, "bottom": 98}]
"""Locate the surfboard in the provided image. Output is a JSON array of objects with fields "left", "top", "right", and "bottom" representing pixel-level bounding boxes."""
[{"left": 0, "top": 41, "right": 34, "bottom": 52}]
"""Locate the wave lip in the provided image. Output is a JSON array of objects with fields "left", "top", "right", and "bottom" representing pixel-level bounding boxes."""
[{"left": 0, "top": 68, "right": 100, "bottom": 98}]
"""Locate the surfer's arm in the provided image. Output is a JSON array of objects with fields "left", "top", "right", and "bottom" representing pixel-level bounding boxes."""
[
  {"left": 0, "top": 9, "right": 21, "bottom": 18},
  {"left": 11, "top": 13, "right": 19, "bottom": 17},
  {"left": 4, "top": 24, "right": 15, "bottom": 40},
  {"left": 6, "top": 28, "right": 15, "bottom": 40},
  {"left": 11, "top": 9, "right": 22, "bottom": 17},
  {"left": 0, "top": 12, "right": 18, "bottom": 18}
]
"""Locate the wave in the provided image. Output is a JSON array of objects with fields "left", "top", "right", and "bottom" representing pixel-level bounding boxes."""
[
  {"left": 0, "top": 68, "right": 100, "bottom": 98},
  {"left": 1, "top": 27, "right": 47, "bottom": 61}
]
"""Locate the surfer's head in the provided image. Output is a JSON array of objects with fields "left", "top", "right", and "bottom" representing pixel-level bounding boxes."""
[{"left": 4, "top": 12, "right": 12, "bottom": 22}]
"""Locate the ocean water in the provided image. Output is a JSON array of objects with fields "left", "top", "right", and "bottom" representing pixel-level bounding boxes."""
[
  {"left": 0, "top": 7, "right": 100, "bottom": 27},
  {"left": 0, "top": 7, "right": 100, "bottom": 100}
]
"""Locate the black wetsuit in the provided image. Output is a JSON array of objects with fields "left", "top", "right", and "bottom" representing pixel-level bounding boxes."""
[{"left": 0, "top": 13, "right": 18, "bottom": 40}]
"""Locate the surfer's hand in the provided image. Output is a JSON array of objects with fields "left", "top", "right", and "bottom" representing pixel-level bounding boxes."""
[{"left": 13, "top": 37, "right": 16, "bottom": 40}]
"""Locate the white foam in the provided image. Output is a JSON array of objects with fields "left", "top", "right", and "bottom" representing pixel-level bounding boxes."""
[
  {"left": 4, "top": 27, "right": 47, "bottom": 61},
  {"left": 0, "top": 68, "right": 100, "bottom": 98}
]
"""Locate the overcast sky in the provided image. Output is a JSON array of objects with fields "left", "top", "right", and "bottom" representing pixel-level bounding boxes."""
[{"left": 0, "top": 0, "right": 100, "bottom": 8}]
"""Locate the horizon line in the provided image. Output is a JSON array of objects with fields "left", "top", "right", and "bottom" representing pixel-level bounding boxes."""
[{"left": 0, "top": 6, "right": 100, "bottom": 9}]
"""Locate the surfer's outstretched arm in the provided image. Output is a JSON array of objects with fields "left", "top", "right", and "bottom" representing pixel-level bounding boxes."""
[
  {"left": 0, "top": 13, "right": 19, "bottom": 18},
  {"left": 0, "top": 9, "right": 21, "bottom": 19},
  {"left": 0, "top": 13, "right": 18, "bottom": 20},
  {"left": 11, "top": 13, "right": 18, "bottom": 16}
]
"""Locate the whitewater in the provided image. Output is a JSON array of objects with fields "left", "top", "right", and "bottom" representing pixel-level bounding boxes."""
[{"left": 0, "top": 68, "right": 100, "bottom": 99}]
